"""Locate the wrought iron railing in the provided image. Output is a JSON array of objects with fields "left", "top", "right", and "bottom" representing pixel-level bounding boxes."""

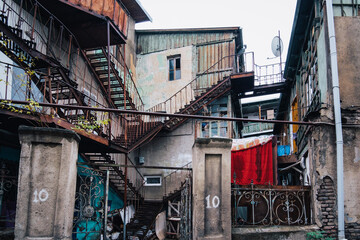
[
  {"left": 232, "top": 182, "right": 311, "bottom": 226},
  {"left": 110, "top": 46, "right": 144, "bottom": 110}
]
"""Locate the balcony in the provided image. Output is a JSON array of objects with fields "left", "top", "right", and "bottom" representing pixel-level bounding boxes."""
[
  {"left": 36, "top": 0, "right": 150, "bottom": 48},
  {"left": 232, "top": 183, "right": 311, "bottom": 226}
]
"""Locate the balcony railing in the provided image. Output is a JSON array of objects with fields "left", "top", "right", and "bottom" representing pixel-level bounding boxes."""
[
  {"left": 254, "top": 62, "right": 286, "bottom": 86},
  {"left": 242, "top": 122, "right": 274, "bottom": 136},
  {"left": 232, "top": 182, "right": 311, "bottom": 226}
]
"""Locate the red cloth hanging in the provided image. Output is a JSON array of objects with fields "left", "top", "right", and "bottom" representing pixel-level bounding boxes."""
[{"left": 231, "top": 139, "right": 273, "bottom": 185}]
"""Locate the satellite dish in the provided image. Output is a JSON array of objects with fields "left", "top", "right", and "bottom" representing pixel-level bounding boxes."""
[{"left": 271, "top": 36, "right": 283, "bottom": 57}]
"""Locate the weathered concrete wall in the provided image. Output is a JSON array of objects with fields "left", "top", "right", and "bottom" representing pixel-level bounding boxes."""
[
  {"left": 232, "top": 225, "right": 319, "bottom": 240},
  {"left": 15, "top": 126, "right": 80, "bottom": 240},
  {"left": 309, "top": 111, "right": 360, "bottom": 239},
  {"left": 342, "top": 118, "right": 360, "bottom": 223},
  {"left": 192, "top": 138, "right": 232, "bottom": 240},
  {"left": 335, "top": 17, "right": 360, "bottom": 108},
  {"left": 136, "top": 46, "right": 196, "bottom": 109},
  {"left": 134, "top": 120, "right": 194, "bottom": 201}
]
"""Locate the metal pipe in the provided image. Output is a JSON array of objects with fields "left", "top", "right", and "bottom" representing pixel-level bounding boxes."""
[
  {"left": 78, "top": 163, "right": 192, "bottom": 171},
  {"left": 107, "top": 20, "right": 112, "bottom": 142},
  {"left": 2, "top": 99, "right": 334, "bottom": 127},
  {"left": 326, "top": 0, "right": 345, "bottom": 239},
  {"left": 104, "top": 170, "right": 110, "bottom": 239},
  {"left": 4, "top": 64, "right": 9, "bottom": 100},
  {"left": 123, "top": 154, "right": 127, "bottom": 240}
]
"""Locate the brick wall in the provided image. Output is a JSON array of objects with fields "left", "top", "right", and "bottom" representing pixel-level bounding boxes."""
[
  {"left": 345, "top": 223, "right": 360, "bottom": 239},
  {"left": 317, "top": 176, "right": 337, "bottom": 238}
]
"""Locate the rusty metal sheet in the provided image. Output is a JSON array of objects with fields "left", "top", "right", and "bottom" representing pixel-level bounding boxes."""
[
  {"left": 119, "top": 9, "right": 125, "bottom": 32},
  {"left": 103, "top": 0, "right": 114, "bottom": 19},
  {"left": 91, "top": 0, "right": 105, "bottom": 15},
  {"left": 123, "top": 14, "right": 128, "bottom": 35},
  {"left": 79, "top": 0, "right": 91, "bottom": 9},
  {"left": 114, "top": 2, "right": 121, "bottom": 26},
  {"left": 68, "top": 0, "right": 79, "bottom": 5}
]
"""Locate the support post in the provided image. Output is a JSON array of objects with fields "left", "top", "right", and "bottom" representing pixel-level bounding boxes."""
[
  {"left": 192, "top": 138, "right": 232, "bottom": 240},
  {"left": 15, "top": 126, "right": 80, "bottom": 240},
  {"left": 123, "top": 154, "right": 128, "bottom": 240}
]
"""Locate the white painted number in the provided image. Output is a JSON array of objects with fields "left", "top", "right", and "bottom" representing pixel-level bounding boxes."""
[
  {"left": 33, "top": 189, "right": 49, "bottom": 203},
  {"left": 205, "top": 195, "right": 220, "bottom": 208}
]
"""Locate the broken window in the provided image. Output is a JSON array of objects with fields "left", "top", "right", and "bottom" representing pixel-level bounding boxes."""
[{"left": 168, "top": 56, "right": 181, "bottom": 81}]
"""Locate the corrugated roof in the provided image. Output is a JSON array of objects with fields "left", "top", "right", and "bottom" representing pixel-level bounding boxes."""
[
  {"left": 136, "top": 26, "right": 241, "bottom": 34},
  {"left": 135, "top": 27, "right": 243, "bottom": 55}
]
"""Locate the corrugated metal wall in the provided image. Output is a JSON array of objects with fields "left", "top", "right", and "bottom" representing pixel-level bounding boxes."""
[{"left": 136, "top": 32, "right": 236, "bottom": 55}]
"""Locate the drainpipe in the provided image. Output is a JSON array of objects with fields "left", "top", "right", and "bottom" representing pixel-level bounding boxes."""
[{"left": 325, "top": 0, "right": 345, "bottom": 239}]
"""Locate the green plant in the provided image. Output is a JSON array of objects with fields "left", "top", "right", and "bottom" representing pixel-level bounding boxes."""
[
  {"left": 306, "top": 231, "right": 335, "bottom": 240},
  {"left": 72, "top": 113, "right": 110, "bottom": 133}
]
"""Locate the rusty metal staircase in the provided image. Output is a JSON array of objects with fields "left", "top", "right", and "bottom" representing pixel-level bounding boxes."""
[
  {"left": 0, "top": 1, "right": 90, "bottom": 122},
  {"left": 82, "top": 153, "right": 144, "bottom": 202},
  {"left": 0, "top": 0, "right": 144, "bottom": 200},
  {"left": 164, "top": 77, "right": 231, "bottom": 131},
  {"left": 84, "top": 47, "right": 142, "bottom": 110}
]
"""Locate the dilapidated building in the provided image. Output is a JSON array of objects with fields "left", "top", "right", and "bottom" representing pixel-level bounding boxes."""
[
  {"left": 4, "top": 0, "right": 360, "bottom": 239},
  {"left": 276, "top": 0, "right": 360, "bottom": 239}
]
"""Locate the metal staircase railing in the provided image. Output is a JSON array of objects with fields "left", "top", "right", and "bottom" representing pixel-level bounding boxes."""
[{"left": 84, "top": 45, "right": 144, "bottom": 111}]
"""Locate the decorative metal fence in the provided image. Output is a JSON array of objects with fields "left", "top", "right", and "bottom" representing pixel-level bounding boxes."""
[
  {"left": 232, "top": 182, "right": 311, "bottom": 226},
  {"left": 72, "top": 166, "right": 109, "bottom": 239}
]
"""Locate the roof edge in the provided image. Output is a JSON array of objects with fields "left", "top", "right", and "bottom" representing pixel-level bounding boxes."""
[{"left": 136, "top": 26, "right": 241, "bottom": 34}]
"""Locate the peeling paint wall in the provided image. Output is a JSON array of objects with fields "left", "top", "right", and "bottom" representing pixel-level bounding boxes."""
[{"left": 136, "top": 46, "right": 196, "bottom": 109}]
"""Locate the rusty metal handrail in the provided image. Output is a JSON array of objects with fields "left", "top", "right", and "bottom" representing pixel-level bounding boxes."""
[{"left": 113, "top": 46, "right": 144, "bottom": 108}]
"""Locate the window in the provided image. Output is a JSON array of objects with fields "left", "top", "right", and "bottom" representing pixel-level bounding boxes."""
[
  {"left": 144, "top": 176, "right": 162, "bottom": 186},
  {"left": 200, "top": 120, "right": 228, "bottom": 138},
  {"left": 168, "top": 56, "right": 181, "bottom": 81}
]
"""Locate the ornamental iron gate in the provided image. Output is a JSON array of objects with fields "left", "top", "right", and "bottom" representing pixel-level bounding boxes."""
[
  {"left": 180, "top": 177, "right": 192, "bottom": 240},
  {"left": 0, "top": 161, "right": 18, "bottom": 238},
  {"left": 73, "top": 166, "right": 109, "bottom": 239}
]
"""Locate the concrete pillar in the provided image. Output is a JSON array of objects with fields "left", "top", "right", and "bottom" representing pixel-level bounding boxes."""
[
  {"left": 192, "top": 138, "right": 232, "bottom": 240},
  {"left": 15, "top": 126, "right": 80, "bottom": 240}
]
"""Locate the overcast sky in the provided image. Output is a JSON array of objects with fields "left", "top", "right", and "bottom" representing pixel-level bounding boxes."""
[{"left": 136, "top": 0, "right": 297, "bottom": 66}]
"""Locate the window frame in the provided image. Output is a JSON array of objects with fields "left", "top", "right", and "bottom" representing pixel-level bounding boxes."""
[
  {"left": 144, "top": 175, "right": 162, "bottom": 186},
  {"left": 168, "top": 55, "right": 181, "bottom": 81}
]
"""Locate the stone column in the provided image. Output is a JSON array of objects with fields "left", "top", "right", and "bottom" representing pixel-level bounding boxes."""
[
  {"left": 192, "top": 138, "right": 232, "bottom": 240},
  {"left": 15, "top": 126, "right": 80, "bottom": 240}
]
